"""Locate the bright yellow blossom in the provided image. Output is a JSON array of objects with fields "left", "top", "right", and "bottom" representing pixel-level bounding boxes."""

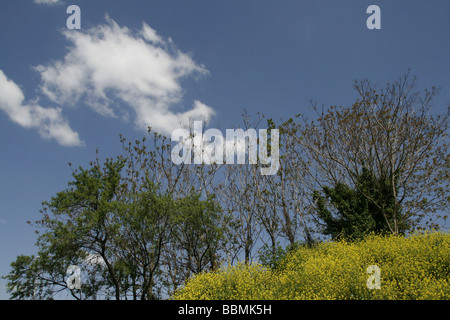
[{"left": 172, "top": 231, "right": 449, "bottom": 300}]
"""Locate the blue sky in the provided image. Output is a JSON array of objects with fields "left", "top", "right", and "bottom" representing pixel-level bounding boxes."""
[{"left": 0, "top": 0, "right": 449, "bottom": 299}]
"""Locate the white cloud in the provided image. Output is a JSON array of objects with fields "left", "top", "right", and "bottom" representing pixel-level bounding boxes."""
[
  {"left": 36, "top": 16, "right": 215, "bottom": 135},
  {"left": 33, "top": 0, "right": 62, "bottom": 5},
  {"left": 0, "top": 69, "right": 83, "bottom": 147}
]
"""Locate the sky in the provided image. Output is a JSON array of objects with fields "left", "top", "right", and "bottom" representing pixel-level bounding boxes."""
[{"left": 0, "top": 0, "right": 449, "bottom": 299}]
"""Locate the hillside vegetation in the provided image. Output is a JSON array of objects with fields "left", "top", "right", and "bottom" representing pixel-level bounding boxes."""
[{"left": 173, "top": 232, "right": 450, "bottom": 300}]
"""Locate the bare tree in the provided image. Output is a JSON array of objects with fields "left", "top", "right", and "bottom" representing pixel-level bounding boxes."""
[{"left": 292, "top": 72, "right": 449, "bottom": 234}]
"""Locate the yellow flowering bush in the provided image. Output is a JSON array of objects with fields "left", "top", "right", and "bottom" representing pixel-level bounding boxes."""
[{"left": 172, "top": 232, "right": 449, "bottom": 300}]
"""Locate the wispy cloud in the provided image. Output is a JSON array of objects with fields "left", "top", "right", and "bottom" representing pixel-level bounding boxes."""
[
  {"left": 0, "top": 70, "right": 84, "bottom": 147},
  {"left": 33, "top": 0, "right": 63, "bottom": 5},
  {"left": 35, "top": 15, "right": 215, "bottom": 136}
]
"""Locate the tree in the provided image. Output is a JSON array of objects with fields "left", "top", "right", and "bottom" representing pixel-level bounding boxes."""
[
  {"left": 290, "top": 72, "right": 449, "bottom": 234},
  {"left": 3, "top": 148, "right": 226, "bottom": 300},
  {"left": 5, "top": 72, "right": 448, "bottom": 298},
  {"left": 314, "top": 167, "right": 406, "bottom": 240},
  {"left": 4, "top": 155, "right": 127, "bottom": 299}
]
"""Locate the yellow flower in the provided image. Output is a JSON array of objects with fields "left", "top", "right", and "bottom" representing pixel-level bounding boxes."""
[{"left": 172, "top": 231, "right": 450, "bottom": 300}]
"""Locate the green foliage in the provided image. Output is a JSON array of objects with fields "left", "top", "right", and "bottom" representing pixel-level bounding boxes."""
[
  {"left": 314, "top": 167, "right": 408, "bottom": 240},
  {"left": 173, "top": 192, "right": 225, "bottom": 274},
  {"left": 258, "top": 241, "right": 310, "bottom": 270},
  {"left": 3, "top": 153, "right": 226, "bottom": 300},
  {"left": 258, "top": 242, "right": 288, "bottom": 270}
]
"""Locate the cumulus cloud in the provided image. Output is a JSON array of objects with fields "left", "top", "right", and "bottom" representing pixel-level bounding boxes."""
[
  {"left": 35, "top": 15, "right": 215, "bottom": 135},
  {"left": 0, "top": 69, "right": 83, "bottom": 147}
]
